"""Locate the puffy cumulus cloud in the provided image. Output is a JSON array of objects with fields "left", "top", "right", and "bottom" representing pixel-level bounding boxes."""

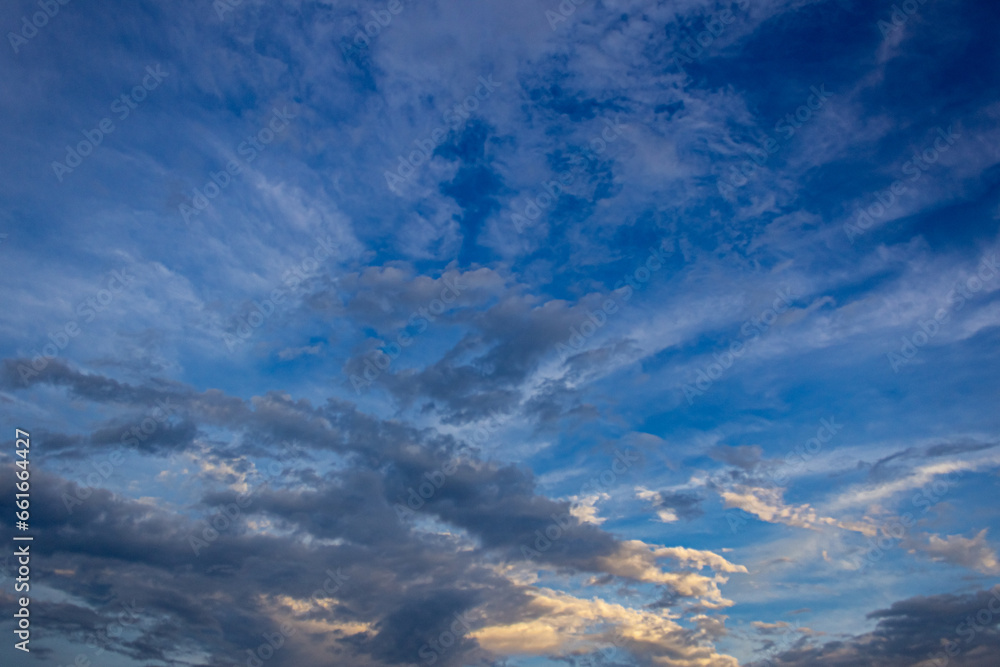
[
  {"left": 691, "top": 613, "right": 733, "bottom": 641},
  {"left": 764, "top": 587, "right": 1000, "bottom": 667},
  {"left": 654, "top": 546, "right": 749, "bottom": 575},
  {"left": 569, "top": 491, "right": 610, "bottom": 524},
  {"left": 594, "top": 540, "right": 746, "bottom": 608},
  {"left": 470, "top": 585, "right": 741, "bottom": 667},
  {"left": 906, "top": 530, "right": 1000, "bottom": 575}
]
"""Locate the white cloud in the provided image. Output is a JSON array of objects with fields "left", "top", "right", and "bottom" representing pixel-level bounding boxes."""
[
  {"left": 471, "top": 585, "right": 741, "bottom": 666},
  {"left": 595, "top": 540, "right": 746, "bottom": 608},
  {"left": 908, "top": 529, "right": 1000, "bottom": 574},
  {"left": 720, "top": 484, "right": 875, "bottom": 536},
  {"left": 569, "top": 492, "right": 609, "bottom": 525}
]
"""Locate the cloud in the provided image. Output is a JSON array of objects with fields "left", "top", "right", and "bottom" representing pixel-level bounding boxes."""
[
  {"left": 719, "top": 484, "right": 875, "bottom": 536},
  {"left": 654, "top": 546, "right": 749, "bottom": 575},
  {"left": 594, "top": 541, "right": 746, "bottom": 608},
  {"left": 765, "top": 587, "right": 1000, "bottom": 667},
  {"left": 827, "top": 455, "right": 1000, "bottom": 513},
  {"left": 277, "top": 342, "right": 324, "bottom": 360},
  {"left": 710, "top": 444, "right": 765, "bottom": 470},
  {"left": 906, "top": 530, "right": 1000, "bottom": 575},
  {"left": 569, "top": 492, "right": 609, "bottom": 525},
  {"left": 2, "top": 0, "right": 1000, "bottom": 665},
  {"left": 0, "top": 360, "right": 748, "bottom": 662},
  {"left": 636, "top": 487, "right": 705, "bottom": 522},
  {"left": 470, "top": 585, "right": 741, "bottom": 667}
]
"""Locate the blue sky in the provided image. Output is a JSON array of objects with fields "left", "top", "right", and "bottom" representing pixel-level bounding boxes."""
[{"left": 1, "top": 0, "right": 999, "bottom": 665}]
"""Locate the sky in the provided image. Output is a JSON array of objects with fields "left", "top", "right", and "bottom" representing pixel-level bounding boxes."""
[{"left": 1, "top": 0, "right": 999, "bottom": 665}]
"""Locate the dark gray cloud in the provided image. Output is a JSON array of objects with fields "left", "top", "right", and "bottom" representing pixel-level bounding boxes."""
[
  {"left": 0, "top": 362, "right": 718, "bottom": 666},
  {"left": 364, "top": 290, "right": 628, "bottom": 424},
  {"left": 649, "top": 490, "right": 705, "bottom": 522},
  {"left": 0, "top": 465, "right": 517, "bottom": 666},
  {"left": 762, "top": 587, "right": 1000, "bottom": 667}
]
